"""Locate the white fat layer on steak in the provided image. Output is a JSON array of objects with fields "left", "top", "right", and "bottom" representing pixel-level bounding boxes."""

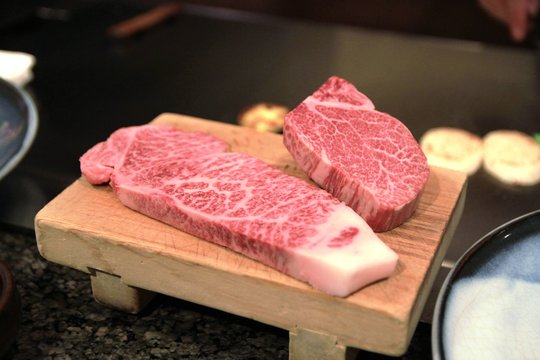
[
  {"left": 310, "top": 148, "right": 331, "bottom": 184},
  {"left": 287, "top": 203, "right": 398, "bottom": 297},
  {"left": 304, "top": 98, "right": 373, "bottom": 111}
]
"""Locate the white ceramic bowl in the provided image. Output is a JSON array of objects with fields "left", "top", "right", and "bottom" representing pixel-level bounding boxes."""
[{"left": 432, "top": 209, "right": 540, "bottom": 359}]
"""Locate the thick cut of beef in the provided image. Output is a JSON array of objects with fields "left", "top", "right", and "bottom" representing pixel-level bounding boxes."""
[
  {"left": 80, "top": 124, "right": 398, "bottom": 297},
  {"left": 283, "top": 76, "right": 430, "bottom": 232}
]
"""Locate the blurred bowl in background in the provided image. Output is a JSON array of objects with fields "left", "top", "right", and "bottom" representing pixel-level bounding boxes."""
[{"left": 0, "top": 77, "right": 38, "bottom": 181}]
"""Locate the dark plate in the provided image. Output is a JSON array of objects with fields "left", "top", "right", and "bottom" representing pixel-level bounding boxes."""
[
  {"left": 432, "top": 209, "right": 540, "bottom": 359},
  {"left": 0, "top": 78, "right": 38, "bottom": 181}
]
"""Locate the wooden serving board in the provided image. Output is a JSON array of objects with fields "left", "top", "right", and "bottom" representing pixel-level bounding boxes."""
[{"left": 35, "top": 113, "right": 467, "bottom": 358}]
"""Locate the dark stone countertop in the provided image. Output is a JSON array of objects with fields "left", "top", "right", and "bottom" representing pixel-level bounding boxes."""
[{"left": 0, "top": 227, "right": 432, "bottom": 359}]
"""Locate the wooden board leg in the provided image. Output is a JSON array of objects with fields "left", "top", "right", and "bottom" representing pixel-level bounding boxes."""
[
  {"left": 90, "top": 269, "right": 155, "bottom": 314},
  {"left": 289, "top": 327, "right": 358, "bottom": 360}
]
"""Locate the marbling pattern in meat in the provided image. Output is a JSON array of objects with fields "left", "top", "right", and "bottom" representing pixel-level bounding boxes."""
[{"left": 283, "top": 76, "right": 430, "bottom": 232}]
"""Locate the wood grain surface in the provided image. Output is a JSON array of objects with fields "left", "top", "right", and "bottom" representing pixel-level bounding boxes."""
[{"left": 35, "top": 113, "right": 467, "bottom": 356}]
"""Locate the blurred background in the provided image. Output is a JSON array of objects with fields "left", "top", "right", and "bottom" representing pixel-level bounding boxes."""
[{"left": 1, "top": 0, "right": 537, "bottom": 48}]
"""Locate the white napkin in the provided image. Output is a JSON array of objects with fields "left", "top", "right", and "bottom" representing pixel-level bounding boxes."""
[{"left": 0, "top": 50, "right": 36, "bottom": 87}]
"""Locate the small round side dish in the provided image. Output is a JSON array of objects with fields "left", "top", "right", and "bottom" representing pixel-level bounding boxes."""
[
  {"left": 0, "top": 260, "right": 21, "bottom": 358},
  {"left": 432, "top": 209, "right": 540, "bottom": 359}
]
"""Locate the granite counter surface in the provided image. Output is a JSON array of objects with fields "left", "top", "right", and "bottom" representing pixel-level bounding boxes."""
[{"left": 0, "top": 228, "right": 432, "bottom": 359}]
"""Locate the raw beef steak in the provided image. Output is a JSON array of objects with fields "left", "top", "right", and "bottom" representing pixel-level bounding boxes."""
[
  {"left": 80, "top": 125, "right": 228, "bottom": 184},
  {"left": 81, "top": 124, "right": 398, "bottom": 297},
  {"left": 80, "top": 126, "right": 138, "bottom": 185},
  {"left": 283, "top": 76, "right": 430, "bottom": 232}
]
